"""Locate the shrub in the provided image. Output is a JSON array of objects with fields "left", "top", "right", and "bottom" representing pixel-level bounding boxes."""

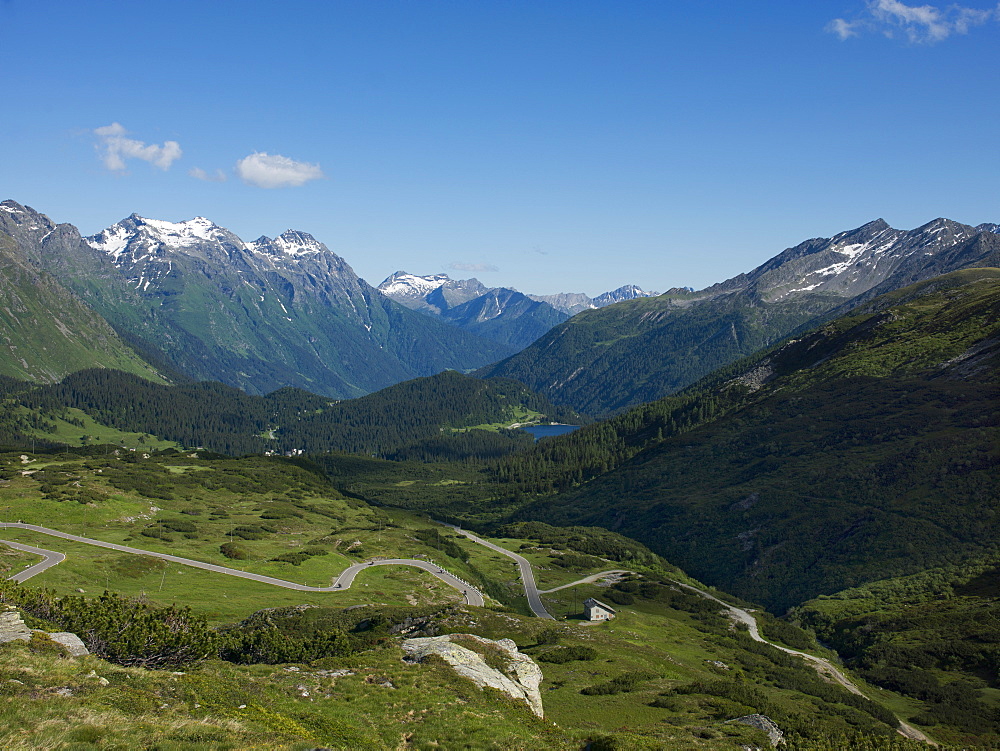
[
  {"left": 220, "top": 542, "right": 250, "bottom": 560},
  {"left": 537, "top": 645, "right": 598, "bottom": 663},
  {"left": 581, "top": 670, "right": 658, "bottom": 695}
]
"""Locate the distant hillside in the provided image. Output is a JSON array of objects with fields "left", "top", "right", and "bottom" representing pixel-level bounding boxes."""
[
  {"left": 12, "top": 369, "right": 581, "bottom": 460},
  {"left": 511, "top": 269, "right": 1000, "bottom": 610},
  {"left": 480, "top": 218, "right": 1000, "bottom": 416}
]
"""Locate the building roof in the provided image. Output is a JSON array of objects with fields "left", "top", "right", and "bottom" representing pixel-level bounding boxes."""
[{"left": 584, "top": 597, "right": 616, "bottom": 614}]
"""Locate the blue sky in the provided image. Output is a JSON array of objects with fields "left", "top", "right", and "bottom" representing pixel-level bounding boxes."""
[{"left": 2, "top": 0, "right": 998, "bottom": 295}]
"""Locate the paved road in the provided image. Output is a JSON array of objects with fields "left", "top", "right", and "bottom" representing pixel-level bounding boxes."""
[
  {"left": 538, "top": 570, "right": 632, "bottom": 594},
  {"left": 439, "top": 522, "right": 554, "bottom": 619},
  {"left": 0, "top": 522, "right": 483, "bottom": 607},
  {"left": 1, "top": 539, "right": 66, "bottom": 583},
  {"left": 672, "top": 580, "right": 935, "bottom": 746}
]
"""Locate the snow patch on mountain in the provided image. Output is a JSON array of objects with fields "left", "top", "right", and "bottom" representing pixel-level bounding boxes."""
[
  {"left": 140, "top": 216, "right": 219, "bottom": 246},
  {"left": 87, "top": 214, "right": 234, "bottom": 261},
  {"left": 378, "top": 271, "right": 452, "bottom": 298},
  {"left": 248, "top": 230, "right": 326, "bottom": 257}
]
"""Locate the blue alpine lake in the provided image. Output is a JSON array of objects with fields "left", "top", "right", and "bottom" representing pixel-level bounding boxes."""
[{"left": 519, "top": 424, "right": 580, "bottom": 441}]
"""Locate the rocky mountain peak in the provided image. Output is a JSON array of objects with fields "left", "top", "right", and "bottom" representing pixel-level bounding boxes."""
[
  {"left": 0, "top": 200, "right": 55, "bottom": 236},
  {"left": 593, "top": 284, "right": 660, "bottom": 306},
  {"left": 86, "top": 213, "right": 243, "bottom": 263},
  {"left": 247, "top": 230, "right": 328, "bottom": 258},
  {"left": 378, "top": 271, "right": 454, "bottom": 298}
]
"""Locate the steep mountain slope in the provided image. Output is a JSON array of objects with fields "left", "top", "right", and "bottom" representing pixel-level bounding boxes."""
[
  {"left": 0, "top": 204, "right": 165, "bottom": 383},
  {"left": 379, "top": 272, "right": 569, "bottom": 348},
  {"left": 514, "top": 269, "right": 1000, "bottom": 610},
  {"left": 480, "top": 218, "right": 1000, "bottom": 415},
  {"left": 793, "top": 552, "right": 1000, "bottom": 745},
  {"left": 86, "top": 213, "right": 517, "bottom": 397},
  {"left": 439, "top": 288, "right": 569, "bottom": 350}
]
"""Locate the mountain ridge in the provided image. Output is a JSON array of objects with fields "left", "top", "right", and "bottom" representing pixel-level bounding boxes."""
[{"left": 479, "top": 217, "right": 1000, "bottom": 415}]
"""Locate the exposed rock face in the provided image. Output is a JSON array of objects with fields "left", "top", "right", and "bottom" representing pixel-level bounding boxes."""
[
  {"left": 47, "top": 632, "right": 90, "bottom": 657},
  {"left": 0, "top": 607, "right": 32, "bottom": 643},
  {"left": 401, "top": 634, "right": 544, "bottom": 717},
  {"left": 0, "top": 606, "right": 89, "bottom": 657},
  {"left": 728, "top": 714, "right": 784, "bottom": 747}
]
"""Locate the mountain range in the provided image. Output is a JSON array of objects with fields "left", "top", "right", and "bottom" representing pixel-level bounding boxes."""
[
  {"left": 2, "top": 197, "right": 999, "bottom": 747},
  {"left": 378, "top": 271, "right": 659, "bottom": 349},
  {"left": 0, "top": 201, "right": 511, "bottom": 398},
  {"left": 1, "top": 199, "right": 997, "bottom": 419},
  {"left": 480, "top": 217, "right": 1000, "bottom": 415},
  {"left": 504, "top": 268, "right": 1000, "bottom": 609}
]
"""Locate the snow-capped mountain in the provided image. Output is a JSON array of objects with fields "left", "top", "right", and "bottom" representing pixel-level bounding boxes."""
[
  {"left": 736, "top": 218, "right": 988, "bottom": 303},
  {"left": 378, "top": 272, "right": 565, "bottom": 348},
  {"left": 378, "top": 271, "right": 455, "bottom": 299},
  {"left": 378, "top": 271, "right": 663, "bottom": 347},
  {"left": 66, "top": 213, "right": 510, "bottom": 397},
  {"left": 378, "top": 272, "right": 489, "bottom": 315},
  {"left": 529, "top": 285, "right": 660, "bottom": 314},
  {"left": 593, "top": 284, "right": 661, "bottom": 307},
  {"left": 382, "top": 273, "right": 660, "bottom": 315}
]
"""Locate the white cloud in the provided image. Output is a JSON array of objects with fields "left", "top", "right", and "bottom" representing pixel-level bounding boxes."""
[
  {"left": 827, "top": 18, "right": 861, "bottom": 39},
  {"left": 94, "top": 122, "right": 182, "bottom": 171},
  {"left": 189, "top": 167, "right": 227, "bottom": 182},
  {"left": 235, "top": 152, "right": 324, "bottom": 188},
  {"left": 449, "top": 262, "right": 499, "bottom": 272},
  {"left": 828, "top": 0, "right": 999, "bottom": 42}
]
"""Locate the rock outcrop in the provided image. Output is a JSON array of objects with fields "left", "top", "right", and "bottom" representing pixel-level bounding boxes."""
[
  {"left": 401, "top": 634, "right": 544, "bottom": 717},
  {"left": 0, "top": 606, "right": 89, "bottom": 657},
  {"left": 728, "top": 714, "right": 784, "bottom": 747}
]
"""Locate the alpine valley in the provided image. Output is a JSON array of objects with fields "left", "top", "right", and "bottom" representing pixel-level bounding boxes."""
[{"left": 0, "top": 199, "right": 998, "bottom": 751}]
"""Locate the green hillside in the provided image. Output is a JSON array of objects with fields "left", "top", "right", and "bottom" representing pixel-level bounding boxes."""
[
  {"left": 8, "top": 369, "right": 582, "bottom": 460},
  {"left": 0, "top": 447, "right": 957, "bottom": 749},
  {"left": 0, "top": 234, "right": 165, "bottom": 385},
  {"left": 793, "top": 552, "right": 1000, "bottom": 746},
  {"left": 507, "top": 269, "right": 999, "bottom": 610},
  {"left": 479, "top": 287, "right": 844, "bottom": 416}
]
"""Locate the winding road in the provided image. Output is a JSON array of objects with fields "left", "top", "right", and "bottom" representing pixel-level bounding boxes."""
[
  {"left": 1, "top": 539, "right": 66, "bottom": 583},
  {"left": 1, "top": 521, "right": 933, "bottom": 743},
  {"left": 0, "top": 522, "right": 484, "bottom": 607},
  {"left": 439, "top": 522, "right": 555, "bottom": 619}
]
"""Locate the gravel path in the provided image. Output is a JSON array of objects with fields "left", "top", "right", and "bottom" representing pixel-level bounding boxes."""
[
  {"left": 537, "top": 569, "right": 632, "bottom": 594},
  {"left": 673, "top": 580, "right": 935, "bottom": 746}
]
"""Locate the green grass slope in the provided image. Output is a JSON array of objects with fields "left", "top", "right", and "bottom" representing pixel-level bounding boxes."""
[
  {"left": 0, "top": 234, "right": 165, "bottom": 385},
  {"left": 0, "top": 447, "right": 987, "bottom": 749}
]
